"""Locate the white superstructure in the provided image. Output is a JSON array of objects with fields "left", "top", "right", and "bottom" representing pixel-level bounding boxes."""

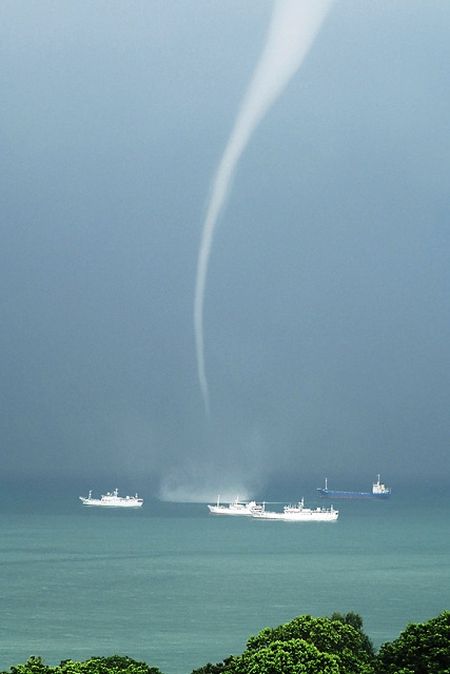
[
  {"left": 372, "top": 474, "right": 391, "bottom": 496},
  {"left": 207, "top": 496, "right": 262, "bottom": 516},
  {"left": 79, "top": 488, "right": 143, "bottom": 508},
  {"left": 252, "top": 498, "right": 338, "bottom": 522}
]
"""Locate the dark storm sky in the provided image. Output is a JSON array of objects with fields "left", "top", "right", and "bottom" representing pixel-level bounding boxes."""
[{"left": 1, "top": 1, "right": 450, "bottom": 500}]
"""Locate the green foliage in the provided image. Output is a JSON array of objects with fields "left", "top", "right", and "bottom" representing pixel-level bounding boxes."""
[
  {"left": 56, "top": 655, "right": 162, "bottom": 674},
  {"left": 376, "top": 611, "right": 450, "bottom": 674},
  {"left": 243, "top": 614, "right": 375, "bottom": 674},
  {"left": 330, "top": 611, "right": 364, "bottom": 631},
  {"left": 190, "top": 656, "right": 237, "bottom": 674},
  {"left": 330, "top": 611, "right": 375, "bottom": 657},
  {"left": 8, "top": 658, "right": 53, "bottom": 674},
  {"left": 192, "top": 613, "right": 375, "bottom": 674},
  {"left": 233, "top": 638, "right": 341, "bottom": 674},
  {"left": 2, "top": 656, "right": 162, "bottom": 674}
]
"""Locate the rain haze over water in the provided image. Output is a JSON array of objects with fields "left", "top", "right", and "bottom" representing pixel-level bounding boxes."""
[{"left": 2, "top": 1, "right": 450, "bottom": 501}]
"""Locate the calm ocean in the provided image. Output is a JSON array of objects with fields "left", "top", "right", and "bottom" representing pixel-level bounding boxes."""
[{"left": 0, "top": 486, "right": 449, "bottom": 674}]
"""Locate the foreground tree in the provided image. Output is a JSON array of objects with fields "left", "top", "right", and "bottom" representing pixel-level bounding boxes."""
[
  {"left": 243, "top": 614, "right": 375, "bottom": 674},
  {"left": 189, "top": 657, "right": 236, "bottom": 674},
  {"left": 8, "top": 657, "right": 52, "bottom": 674},
  {"left": 192, "top": 613, "right": 375, "bottom": 674},
  {"left": 233, "top": 638, "right": 340, "bottom": 674},
  {"left": 330, "top": 611, "right": 375, "bottom": 658},
  {"left": 57, "top": 656, "right": 162, "bottom": 674},
  {"left": 3, "top": 657, "right": 162, "bottom": 674},
  {"left": 376, "top": 611, "right": 450, "bottom": 674}
]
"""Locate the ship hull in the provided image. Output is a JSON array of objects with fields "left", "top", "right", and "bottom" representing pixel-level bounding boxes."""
[
  {"left": 316, "top": 489, "right": 390, "bottom": 500},
  {"left": 79, "top": 497, "right": 143, "bottom": 508},
  {"left": 207, "top": 499, "right": 261, "bottom": 516},
  {"left": 253, "top": 511, "right": 338, "bottom": 522},
  {"left": 79, "top": 488, "right": 144, "bottom": 508},
  {"left": 253, "top": 500, "right": 338, "bottom": 521},
  {"left": 207, "top": 505, "right": 253, "bottom": 516}
]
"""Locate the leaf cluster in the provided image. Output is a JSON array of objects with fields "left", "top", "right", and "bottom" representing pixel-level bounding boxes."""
[
  {"left": 376, "top": 611, "right": 450, "bottom": 674},
  {"left": 4, "top": 656, "right": 162, "bottom": 674},
  {"left": 193, "top": 613, "right": 376, "bottom": 674}
]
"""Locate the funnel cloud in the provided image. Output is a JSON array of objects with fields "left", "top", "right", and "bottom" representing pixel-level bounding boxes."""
[{"left": 194, "top": 0, "right": 333, "bottom": 414}]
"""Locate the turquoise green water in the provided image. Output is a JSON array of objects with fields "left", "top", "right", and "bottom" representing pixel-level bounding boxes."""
[{"left": 0, "top": 491, "right": 449, "bottom": 674}]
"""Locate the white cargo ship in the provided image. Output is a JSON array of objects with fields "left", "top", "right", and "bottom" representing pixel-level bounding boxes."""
[
  {"left": 207, "top": 496, "right": 262, "bottom": 516},
  {"left": 252, "top": 498, "right": 338, "bottom": 522},
  {"left": 79, "top": 488, "right": 143, "bottom": 508}
]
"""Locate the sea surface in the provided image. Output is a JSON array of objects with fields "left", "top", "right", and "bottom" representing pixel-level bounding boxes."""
[{"left": 0, "top": 486, "right": 449, "bottom": 674}]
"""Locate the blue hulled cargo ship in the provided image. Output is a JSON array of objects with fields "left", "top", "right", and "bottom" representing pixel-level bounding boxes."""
[{"left": 317, "top": 474, "right": 391, "bottom": 500}]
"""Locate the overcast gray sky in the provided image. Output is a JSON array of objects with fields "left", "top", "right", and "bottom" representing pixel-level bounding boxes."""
[{"left": 1, "top": 1, "right": 449, "bottom": 499}]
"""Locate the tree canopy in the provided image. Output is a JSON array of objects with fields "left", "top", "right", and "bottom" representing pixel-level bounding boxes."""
[
  {"left": 376, "top": 611, "right": 450, "bottom": 674},
  {"left": 4, "top": 656, "right": 162, "bottom": 674},
  {"left": 192, "top": 613, "right": 375, "bottom": 674}
]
